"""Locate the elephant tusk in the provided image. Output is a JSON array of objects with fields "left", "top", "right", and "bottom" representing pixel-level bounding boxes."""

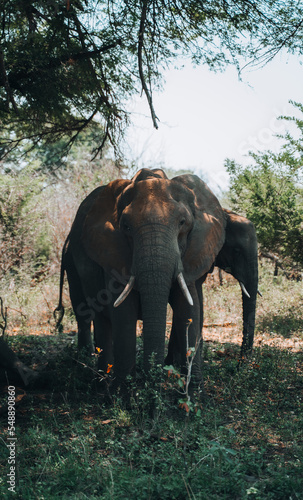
[
  {"left": 258, "top": 289, "right": 263, "bottom": 297},
  {"left": 177, "top": 273, "right": 194, "bottom": 306},
  {"left": 114, "top": 276, "right": 135, "bottom": 308},
  {"left": 239, "top": 281, "right": 250, "bottom": 298}
]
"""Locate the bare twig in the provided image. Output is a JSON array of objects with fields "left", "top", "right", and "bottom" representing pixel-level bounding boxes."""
[
  {"left": 138, "top": 0, "right": 159, "bottom": 129},
  {"left": 6, "top": 307, "right": 26, "bottom": 319}
]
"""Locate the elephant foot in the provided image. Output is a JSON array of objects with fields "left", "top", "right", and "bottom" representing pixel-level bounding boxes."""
[
  {"left": 77, "top": 330, "right": 94, "bottom": 354},
  {"left": 239, "top": 345, "right": 253, "bottom": 364},
  {"left": 106, "top": 377, "right": 133, "bottom": 409}
]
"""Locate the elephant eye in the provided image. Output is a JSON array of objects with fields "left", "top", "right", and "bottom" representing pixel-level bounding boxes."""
[
  {"left": 179, "top": 218, "right": 186, "bottom": 227},
  {"left": 120, "top": 216, "right": 132, "bottom": 233}
]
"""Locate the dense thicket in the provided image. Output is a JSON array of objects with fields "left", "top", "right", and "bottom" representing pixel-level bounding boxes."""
[{"left": 1, "top": 1, "right": 303, "bottom": 159}]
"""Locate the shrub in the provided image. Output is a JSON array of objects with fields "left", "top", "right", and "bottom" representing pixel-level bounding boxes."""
[{"left": 226, "top": 102, "right": 303, "bottom": 268}]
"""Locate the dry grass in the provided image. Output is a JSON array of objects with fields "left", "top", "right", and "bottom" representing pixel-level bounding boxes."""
[
  {"left": 203, "top": 262, "right": 303, "bottom": 353},
  {"left": 3, "top": 257, "right": 302, "bottom": 356}
]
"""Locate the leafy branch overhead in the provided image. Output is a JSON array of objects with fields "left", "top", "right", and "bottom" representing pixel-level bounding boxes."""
[{"left": 1, "top": 1, "right": 303, "bottom": 158}]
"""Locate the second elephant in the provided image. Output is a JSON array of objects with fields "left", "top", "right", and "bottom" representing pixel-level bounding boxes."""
[
  {"left": 215, "top": 209, "right": 259, "bottom": 355},
  {"left": 166, "top": 209, "right": 259, "bottom": 364}
]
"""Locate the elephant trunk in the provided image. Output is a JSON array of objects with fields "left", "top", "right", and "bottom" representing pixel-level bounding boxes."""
[
  {"left": 133, "top": 225, "right": 178, "bottom": 372},
  {"left": 138, "top": 271, "right": 171, "bottom": 371},
  {"left": 241, "top": 255, "right": 258, "bottom": 355}
]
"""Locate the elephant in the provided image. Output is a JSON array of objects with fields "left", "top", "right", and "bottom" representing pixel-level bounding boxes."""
[
  {"left": 215, "top": 209, "right": 259, "bottom": 355},
  {"left": 55, "top": 168, "right": 226, "bottom": 390},
  {"left": 165, "top": 208, "right": 259, "bottom": 366}
]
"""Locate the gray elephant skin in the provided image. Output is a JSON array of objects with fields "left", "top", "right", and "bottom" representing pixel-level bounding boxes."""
[
  {"left": 165, "top": 209, "right": 259, "bottom": 365},
  {"left": 215, "top": 209, "right": 259, "bottom": 355},
  {"left": 55, "top": 168, "right": 226, "bottom": 389}
]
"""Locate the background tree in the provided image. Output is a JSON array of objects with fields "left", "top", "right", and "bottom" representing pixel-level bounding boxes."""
[
  {"left": 1, "top": 1, "right": 303, "bottom": 160},
  {"left": 226, "top": 101, "right": 303, "bottom": 268}
]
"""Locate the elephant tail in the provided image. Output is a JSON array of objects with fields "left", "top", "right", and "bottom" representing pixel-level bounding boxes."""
[{"left": 53, "top": 234, "right": 69, "bottom": 328}]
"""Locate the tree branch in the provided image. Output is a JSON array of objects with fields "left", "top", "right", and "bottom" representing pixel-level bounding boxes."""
[
  {"left": 4, "top": 41, "right": 122, "bottom": 92},
  {"left": 138, "top": 0, "right": 159, "bottom": 129}
]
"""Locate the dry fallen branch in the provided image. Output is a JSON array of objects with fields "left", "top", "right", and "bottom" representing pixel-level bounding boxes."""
[
  {"left": 260, "top": 251, "right": 302, "bottom": 281},
  {"left": 203, "top": 322, "right": 235, "bottom": 328}
]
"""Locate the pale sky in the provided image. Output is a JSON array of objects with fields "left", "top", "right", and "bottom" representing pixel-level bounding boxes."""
[{"left": 125, "top": 52, "right": 303, "bottom": 194}]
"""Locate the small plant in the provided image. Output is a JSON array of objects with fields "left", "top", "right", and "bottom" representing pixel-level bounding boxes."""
[{"left": 164, "top": 319, "right": 202, "bottom": 415}]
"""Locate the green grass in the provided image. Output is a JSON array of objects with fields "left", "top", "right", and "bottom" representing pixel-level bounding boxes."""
[{"left": 0, "top": 263, "right": 303, "bottom": 499}]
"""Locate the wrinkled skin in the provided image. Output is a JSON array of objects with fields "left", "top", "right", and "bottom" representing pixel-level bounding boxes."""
[
  {"left": 215, "top": 209, "right": 259, "bottom": 355},
  {"left": 166, "top": 208, "right": 259, "bottom": 365},
  {"left": 55, "top": 168, "right": 225, "bottom": 389}
]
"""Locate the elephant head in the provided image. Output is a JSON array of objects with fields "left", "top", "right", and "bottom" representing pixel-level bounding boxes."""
[
  {"left": 56, "top": 168, "right": 226, "bottom": 385},
  {"left": 215, "top": 209, "right": 259, "bottom": 354}
]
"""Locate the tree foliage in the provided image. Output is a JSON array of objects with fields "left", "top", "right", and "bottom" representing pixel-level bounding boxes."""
[
  {"left": 226, "top": 102, "right": 303, "bottom": 268},
  {"left": 1, "top": 1, "right": 303, "bottom": 159}
]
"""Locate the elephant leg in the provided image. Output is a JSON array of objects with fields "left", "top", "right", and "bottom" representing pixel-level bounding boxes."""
[
  {"left": 241, "top": 293, "right": 257, "bottom": 356},
  {"left": 167, "top": 278, "right": 204, "bottom": 367},
  {"left": 77, "top": 314, "right": 93, "bottom": 352},
  {"left": 195, "top": 278, "right": 204, "bottom": 361},
  {"left": 65, "top": 258, "right": 93, "bottom": 352},
  {"left": 165, "top": 321, "right": 178, "bottom": 366},
  {"left": 169, "top": 278, "right": 204, "bottom": 388},
  {"left": 93, "top": 312, "right": 114, "bottom": 375},
  {"left": 110, "top": 294, "right": 139, "bottom": 383}
]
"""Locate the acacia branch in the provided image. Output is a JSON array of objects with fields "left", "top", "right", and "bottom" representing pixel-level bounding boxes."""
[
  {"left": 71, "top": 14, "right": 118, "bottom": 117},
  {"left": 0, "top": 116, "right": 97, "bottom": 160},
  {"left": 4, "top": 41, "right": 122, "bottom": 92},
  {"left": 91, "top": 119, "right": 111, "bottom": 160},
  {"left": 138, "top": 0, "right": 159, "bottom": 129},
  {"left": 243, "top": 16, "right": 303, "bottom": 71}
]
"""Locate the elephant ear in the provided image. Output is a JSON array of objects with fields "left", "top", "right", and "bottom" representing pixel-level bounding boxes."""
[
  {"left": 173, "top": 174, "right": 226, "bottom": 282},
  {"left": 81, "top": 178, "right": 132, "bottom": 276}
]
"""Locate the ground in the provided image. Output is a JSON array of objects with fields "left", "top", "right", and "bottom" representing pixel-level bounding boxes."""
[{"left": 0, "top": 260, "right": 302, "bottom": 499}]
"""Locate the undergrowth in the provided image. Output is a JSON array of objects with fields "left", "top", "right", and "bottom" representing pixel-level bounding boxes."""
[{"left": 0, "top": 265, "right": 302, "bottom": 499}]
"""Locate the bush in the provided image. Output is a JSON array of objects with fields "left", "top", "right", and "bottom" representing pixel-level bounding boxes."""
[
  {"left": 0, "top": 167, "right": 50, "bottom": 277},
  {"left": 226, "top": 101, "right": 303, "bottom": 268}
]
